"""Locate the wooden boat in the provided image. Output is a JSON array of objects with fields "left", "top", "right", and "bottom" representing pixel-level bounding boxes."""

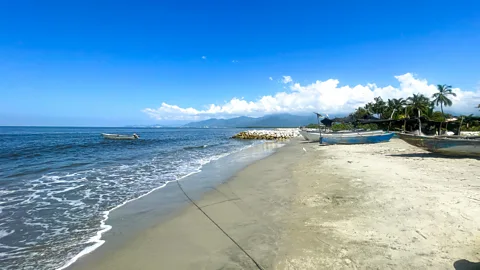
[
  {"left": 320, "top": 132, "right": 394, "bottom": 145},
  {"left": 101, "top": 133, "right": 139, "bottom": 140},
  {"left": 397, "top": 133, "right": 480, "bottom": 156},
  {"left": 299, "top": 130, "right": 385, "bottom": 141}
]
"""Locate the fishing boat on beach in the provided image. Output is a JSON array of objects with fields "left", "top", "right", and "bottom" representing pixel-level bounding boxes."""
[
  {"left": 320, "top": 132, "right": 394, "bottom": 145},
  {"left": 299, "top": 130, "right": 385, "bottom": 141},
  {"left": 101, "top": 133, "right": 139, "bottom": 140},
  {"left": 398, "top": 133, "right": 480, "bottom": 156},
  {"left": 302, "top": 112, "right": 394, "bottom": 144}
]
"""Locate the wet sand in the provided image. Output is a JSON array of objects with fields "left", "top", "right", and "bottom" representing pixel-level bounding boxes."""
[{"left": 70, "top": 138, "right": 480, "bottom": 270}]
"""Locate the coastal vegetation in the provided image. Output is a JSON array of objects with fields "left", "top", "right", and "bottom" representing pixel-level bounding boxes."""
[
  {"left": 308, "top": 85, "right": 480, "bottom": 132},
  {"left": 353, "top": 93, "right": 444, "bottom": 121},
  {"left": 352, "top": 85, "right": 480, "bottom": 132}
]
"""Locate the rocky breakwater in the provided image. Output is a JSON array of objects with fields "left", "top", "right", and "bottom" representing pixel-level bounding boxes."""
[{"left": 232, "top": 128, "right": 300, "bottom": 140}]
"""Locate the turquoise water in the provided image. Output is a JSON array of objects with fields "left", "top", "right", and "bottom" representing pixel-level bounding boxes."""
[{"left": 0, "top": 127, "right": 257, "bottom": 269}]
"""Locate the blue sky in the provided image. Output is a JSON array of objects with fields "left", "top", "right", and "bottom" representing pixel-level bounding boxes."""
[{"left": 1, "top": 0, "right": 479, "bottom": 126}]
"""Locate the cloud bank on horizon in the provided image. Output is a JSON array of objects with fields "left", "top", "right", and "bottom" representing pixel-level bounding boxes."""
[{"left": 143, "top": 73, "right": 480, "bottom": 120}]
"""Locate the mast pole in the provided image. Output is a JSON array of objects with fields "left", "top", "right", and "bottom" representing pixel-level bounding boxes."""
[{"left": 314, "top": 112, "right": 323, "bottom": 144}]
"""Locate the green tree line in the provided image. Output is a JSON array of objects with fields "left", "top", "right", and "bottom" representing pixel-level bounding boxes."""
[{"left": 350, "top": 84, "right": 480, "bottom": 131}]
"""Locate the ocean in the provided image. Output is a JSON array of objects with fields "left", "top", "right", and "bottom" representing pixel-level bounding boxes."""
[{"left": 0, "top": 127, "right": 266, "bottom": 270}]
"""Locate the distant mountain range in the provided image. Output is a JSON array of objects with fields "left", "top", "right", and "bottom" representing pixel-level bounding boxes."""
[{"left": 183, "top": 114, "right": 319, "bottom": 128}]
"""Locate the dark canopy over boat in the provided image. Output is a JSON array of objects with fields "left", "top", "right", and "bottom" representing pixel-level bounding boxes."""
[
  {"left": 358, "top": 117, "right": 466, "bottom": 135},
  {"left": 320, "top": 115, "right": 379, "bottom": 127}
]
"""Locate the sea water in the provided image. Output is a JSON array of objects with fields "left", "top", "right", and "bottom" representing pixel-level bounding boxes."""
[{"left": 0, "top": 127, "right": 263, "bottom": 269}]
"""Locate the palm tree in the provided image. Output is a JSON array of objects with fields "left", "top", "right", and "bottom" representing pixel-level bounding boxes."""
[
  {"left": 364, "top": 96, "right": 387, "bottom": 118},
  {"left": 406, "top": 94, "right": 431, "bottom": 134},
  {"left": 387, "top": 98, "right": 407, "bottom": 119},
  {"left": 406, "top": 94, "right": 431, "bottom": 117},
  {"left": 461, "top": 114, "right": 475, "bottom": 129},
  {"left": 364, "top": 102, "right": 374, "bottom": 114},
  {"left": 352, "top": 107, "right": 369, "bottom": 120},
  {"left": 372, "top": 96, "right": 387, "bottom": 118},
  {"left": 432, "top": 84, "right": 456, "bottom": 120},
  {"left": 425, "top": 101, "right": 435, "bottom": 119}
]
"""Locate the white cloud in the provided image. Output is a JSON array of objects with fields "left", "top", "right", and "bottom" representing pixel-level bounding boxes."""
[
  {"left": 201, "top": 56, "right": 206, "bottom": 60},
  {"left": 269, "top": 77, "right": 273, "bottom": 81},
  {"left": 282, "top": 75, "right": 292, "bottom": 84},
  {"left": 232, "top": 60, "right": 238, "bottom": 63},
  {"left": 142, "top": 73, "right": 480, "bottom": 120}
]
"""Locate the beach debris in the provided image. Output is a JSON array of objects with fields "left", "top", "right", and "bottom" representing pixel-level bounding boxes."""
[
  {"left": 415, "top": 230, "right": 428, "bottom": 239},
  {"left": 232, "top": 128, "right": 300, "bottom": 140}
]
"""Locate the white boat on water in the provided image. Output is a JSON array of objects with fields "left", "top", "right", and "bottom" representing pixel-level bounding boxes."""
[
  {"left": 299, "top": 130, "right": 385, "bottom": 141},
  {"left": 101, "top": 133, "right": 139, "bottom": 140}
]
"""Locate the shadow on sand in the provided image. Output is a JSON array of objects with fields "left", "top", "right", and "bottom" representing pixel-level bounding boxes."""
[
  {"left": 454, "top": 259, "right": 480, "bottom": 270},
  {"left": 299, "top": 140, "right": 318, "bottom": 144},
  {"left": 387, "top": 152, "right": 480, "bottom": 160}
]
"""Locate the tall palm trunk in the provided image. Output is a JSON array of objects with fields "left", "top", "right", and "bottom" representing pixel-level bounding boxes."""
[
  {"left": 418, "top": 110, "right": 422, "bottom": 134},
  {"left": 440, "top": 103, "right": 444, "bottom": 135}
]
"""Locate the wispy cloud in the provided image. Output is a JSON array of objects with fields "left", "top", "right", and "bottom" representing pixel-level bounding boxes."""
[
  {"left": 201, "top": 56, "right": 206, "bottom": 60},
  {"left": 269, "top": 77, "right": 273, "bottom": 81},
  {"left": 232, "top": 60, "right": 238, "bottom": 63},
  {"left": 142, "top": 73, "right": 480, "bottom": 120},
  {"left": 282, "top": 75, "right": 292, "bottom": 84}
]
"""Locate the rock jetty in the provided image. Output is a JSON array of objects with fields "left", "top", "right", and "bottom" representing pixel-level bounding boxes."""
[{"left": 232, "top": 129, "right": 300, "bottom": 140}]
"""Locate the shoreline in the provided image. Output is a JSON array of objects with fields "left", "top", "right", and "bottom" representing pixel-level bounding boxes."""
[
  {"left": 64, "top": 140, "right": 287, "bottom": 270},
  {"left": 69, "top": 138, "right": 480, "bottom": 269}
]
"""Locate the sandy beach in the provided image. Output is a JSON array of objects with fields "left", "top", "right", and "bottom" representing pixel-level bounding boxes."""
[{"left": 70, "top": 138, "right": 480, "bottom": 270}]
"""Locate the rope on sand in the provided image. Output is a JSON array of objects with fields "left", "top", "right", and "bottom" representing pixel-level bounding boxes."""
[{"left": 176, "top": 180, "right": 264, "bottom": 270}]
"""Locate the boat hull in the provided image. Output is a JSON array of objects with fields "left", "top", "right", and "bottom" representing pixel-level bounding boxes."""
[
  {"left": 101, "top": 133, "right": 138, "bottom": 140},
  {"left": 299, "top": 130, "right": 385, "bottom": 141},
  {"left": 398, "top": 133, "right": 480, "bottom": 156},
  {"left": 299, "top": 130, "right": 320, "bottom": 141},
  {"left": 320, "top": 132, "right": 394, "bottom": 145}
]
